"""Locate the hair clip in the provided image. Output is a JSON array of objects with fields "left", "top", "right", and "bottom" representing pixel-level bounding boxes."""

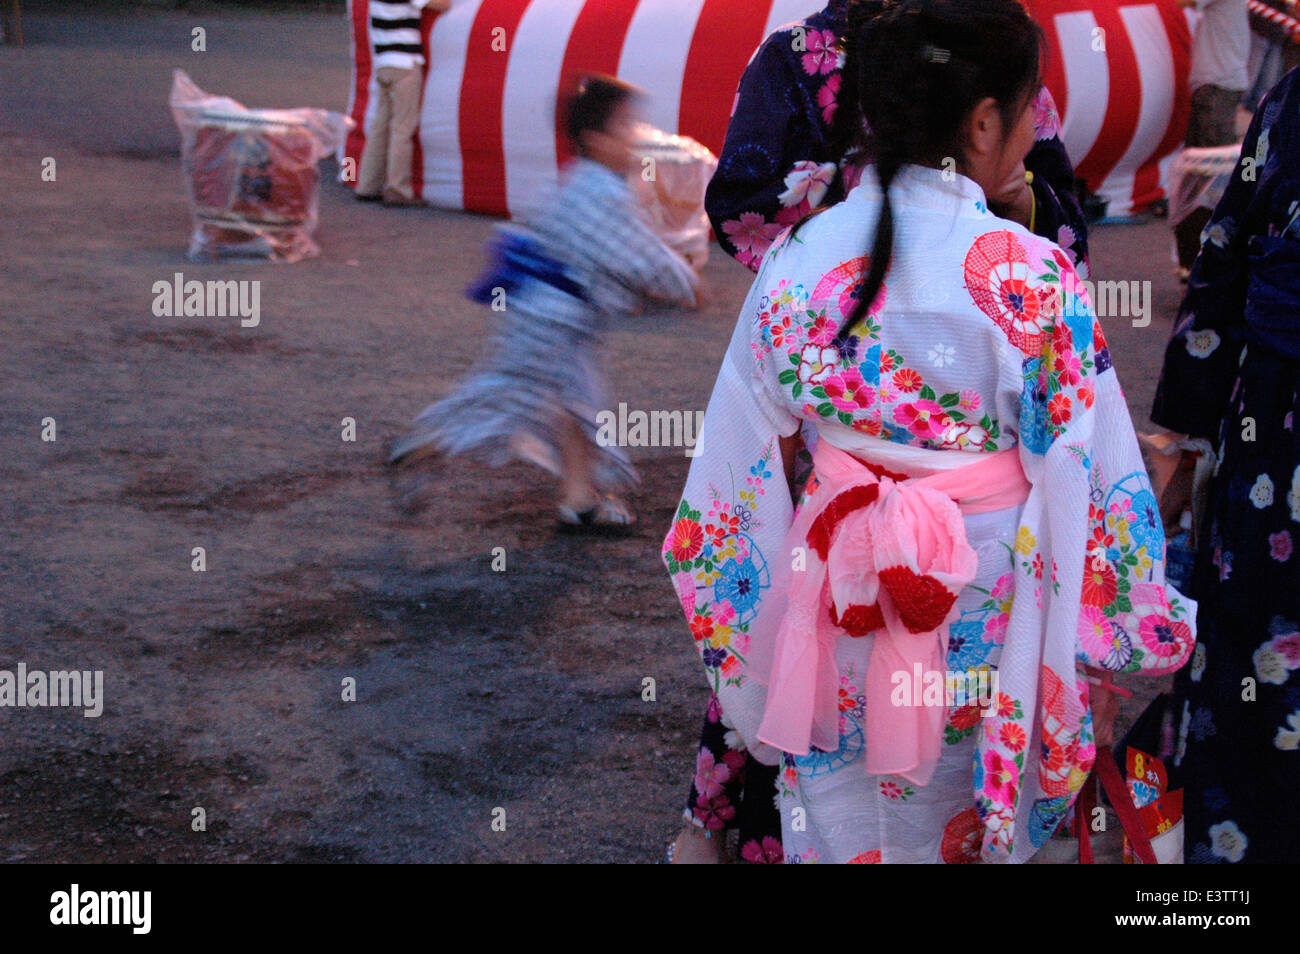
[{"left": 922, "top": 44, "right": 951, "bottom": 64}]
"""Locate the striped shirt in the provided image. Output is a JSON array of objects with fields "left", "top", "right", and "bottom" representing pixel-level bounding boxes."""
[{"left": 369, "top": 0, "right": 431, "bottom": 70}]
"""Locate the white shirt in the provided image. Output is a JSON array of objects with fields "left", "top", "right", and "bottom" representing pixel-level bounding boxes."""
[{"left": 1189, "top": 0, "right": 1250, "bottom": 92}]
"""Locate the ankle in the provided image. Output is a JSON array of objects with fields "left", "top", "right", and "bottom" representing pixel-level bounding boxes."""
[
  {"left": 560, "top": 492, "right": 598, "bottom": 512},
  {"left": 670, "top": 824, "right": 726, "bottom": 863}
]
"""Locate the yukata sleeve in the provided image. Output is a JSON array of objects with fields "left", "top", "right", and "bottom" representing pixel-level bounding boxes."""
[
  {"left": 705, "top": 35, "right": 824, "bottom": 273},
  {"left": 662, "top": 258, "right": 802, "bottom": 761},
  {"left": 581, "top": 189, "right": 699, "bottom": 308},
  {"left": 973, "top": 232, "right": 1195, "bottom": 858},
  {"left": 1149, "top": 90, "right": 1268, "bottom": 442},
  {"left": 1009, "top": 241, "right": 1196, "bottom": 679},
  {"left": 1025, "top": 87, "right": 1091, "bottom": 274}
]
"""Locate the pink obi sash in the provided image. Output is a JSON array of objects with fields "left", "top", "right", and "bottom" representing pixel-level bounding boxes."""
[{"left": 755, "top": 439, "right": 1032, "bottom": 786}]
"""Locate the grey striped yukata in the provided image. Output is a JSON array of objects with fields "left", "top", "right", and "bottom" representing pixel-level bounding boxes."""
[{"left": 395, "top": 157, "right": 697, "bottom": 490}]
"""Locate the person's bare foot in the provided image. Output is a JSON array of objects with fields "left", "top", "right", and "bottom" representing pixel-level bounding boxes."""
[{"left": 666, "top": 825, "right": 725, "bottom": 864}]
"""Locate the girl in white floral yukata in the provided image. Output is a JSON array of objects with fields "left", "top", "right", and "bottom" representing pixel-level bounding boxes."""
[
  {"left": 662, "top": 0, "right": 1195, "bottom": 863},
  {"left": 671, "top": 0, "right": 1091, "bottom": 866}
]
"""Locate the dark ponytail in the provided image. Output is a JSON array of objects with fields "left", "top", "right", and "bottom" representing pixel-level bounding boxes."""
[{"left": 833, "top": 0, "right": 1043, "bottom": 340}]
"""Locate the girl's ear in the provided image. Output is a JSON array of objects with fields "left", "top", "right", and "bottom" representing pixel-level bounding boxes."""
[{"left": 963, "top": 96, "right": 1002, "bottom": 160}]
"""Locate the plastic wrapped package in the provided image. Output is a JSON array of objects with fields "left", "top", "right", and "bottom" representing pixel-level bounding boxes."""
[
  {"left": 1166, "top": 144, "right": 1241, "bottom": 229},
  {"left": 169, "top": 70, "right": 352, "bottom": 263},
  {"left": 630, "top": 125, "right": 717, "bottom": 273}
]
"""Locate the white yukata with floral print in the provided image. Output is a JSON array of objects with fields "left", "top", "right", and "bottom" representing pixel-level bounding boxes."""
[{"left": 663, "top": 165, "right": 1195, "bottom": 863}]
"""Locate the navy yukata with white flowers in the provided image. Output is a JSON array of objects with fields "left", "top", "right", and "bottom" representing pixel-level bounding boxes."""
[{"left": 1151, "top": 66, "right": 1300, "bottom": 864}]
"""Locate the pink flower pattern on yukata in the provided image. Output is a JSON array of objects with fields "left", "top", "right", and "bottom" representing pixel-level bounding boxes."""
[
  {"left": 760, "top": 258, "right": 1005, "bottom": 449},
  {"left": 722, "top": 212, "right": 781, "bottom": 270},
  {"left": 1032, "top": 86, "right": 1062, "bottom": 141},
  {"left": 879, "top": 778, "right": 915, "bottom": 801},
  {"left": 816, "top": 74, "right": 840, "bottom": 125},
  {"left": 1078, "top": 606, "right": 1120, "bottom": 664},
  {"left": 1071, "top": 474, "right": 1192, "bottom": 675},
  {"left": 664, "top": 440, "right": 780, "bottom": 694},
  {"left": 1270, "top": 630, "right": 1300, "bottom": 669},
  {"left": 1057, "top": 226, "right": 1080, "bottom": 267},
  {"left": 800, "top": 29, "right": 839, "bottom": 76},
  {"left": 741, "top": 836, "right": 785, "bottom": 863},
  {"left": 823, "top": 369, "right": 876, "bottom": 413},
  {"left": 983, "top": 750, "right": 1020, "bottom": 805},
  {"left": 694, "top": 748, "right": 744, "bottom": 802},
  {"left": 837, "top": 667, "right": 866, "bottom": 721},
  {"left": 974, "top": 681, "right": 1029, "bottom": 856},
  {"left": 807, "top": 314, "right": 838, "bottom": 347},
  {"left": 1139, "top": 613, "right": 1192, "bottom": 662},
  {"left": 895, "top": 400, "right": 950, "bottom": 441}
]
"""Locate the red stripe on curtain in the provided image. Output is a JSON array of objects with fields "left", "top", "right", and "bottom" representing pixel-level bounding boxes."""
[
  {"left": 554, "top": 0, "right": 643, "bottom": 169},
  {"left": 678, "top": 0, "right": 775, "bottom": 156},
  {"left": 458, "top": 0, "right": 534, "bottom": 215},
  {"left": 1130, "top": 2, "right": 1191, "bottom": 209},
  {"left": 1073, "top": 4, "right": 1141, "bottom": 190},
  {"left": 345, "top": 0, "right": 373, "bottom": 187}
]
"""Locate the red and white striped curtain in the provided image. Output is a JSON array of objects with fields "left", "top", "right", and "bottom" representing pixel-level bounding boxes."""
[
  {"left": 345, "top": 0, "right": 1194, "bottom": 219},
  {"left": 1248, "top": 0, "right": 1300, "bottom": 41}
]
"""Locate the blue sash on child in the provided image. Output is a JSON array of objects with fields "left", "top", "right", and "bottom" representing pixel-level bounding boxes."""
[{"left": 466, "top": 228, "right": 588, "bottom": 305}]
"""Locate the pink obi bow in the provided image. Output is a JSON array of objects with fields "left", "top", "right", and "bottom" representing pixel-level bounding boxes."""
[{"left": 756, "top": 440, "right": 1031, "bottom": 786}]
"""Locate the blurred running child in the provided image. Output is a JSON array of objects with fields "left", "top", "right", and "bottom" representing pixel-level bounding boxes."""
[{"left": 390, "top": 74, "right": 699, "bottom": 530}]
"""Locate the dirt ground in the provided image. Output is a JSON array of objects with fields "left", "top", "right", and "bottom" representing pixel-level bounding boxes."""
[{"left": 0, "top": 5, "right": 1182, "bottom": 862}]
